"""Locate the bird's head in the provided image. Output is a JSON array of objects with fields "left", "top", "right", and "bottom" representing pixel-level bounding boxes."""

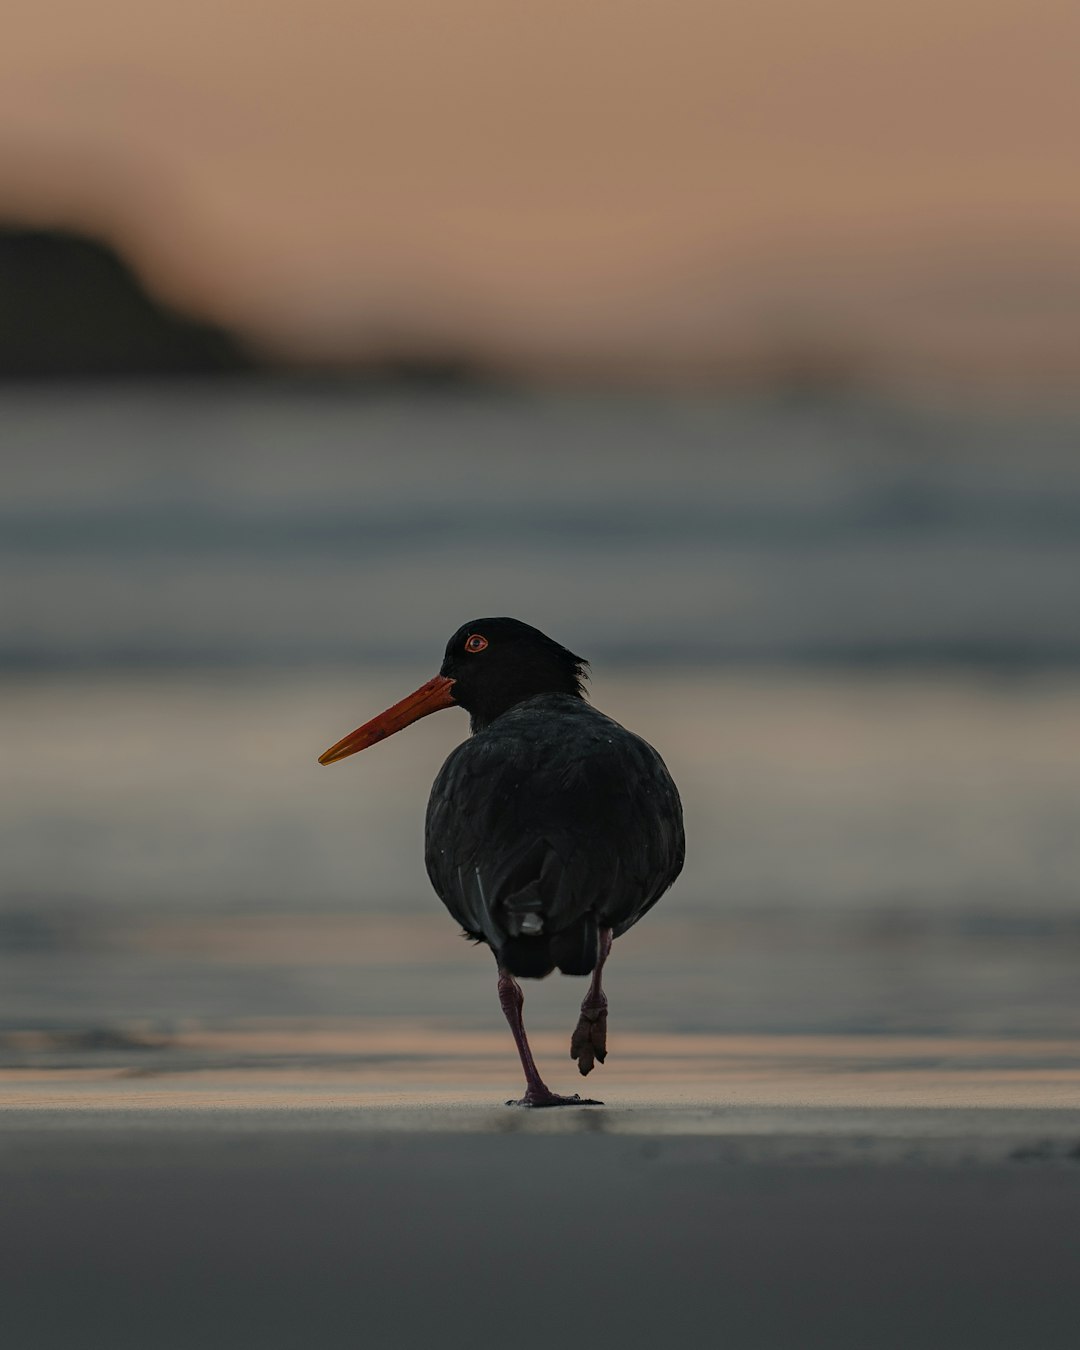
[
  {"left": 438, "top": 618, "right": 588, "bottom": 729},
  {"left": 318, "top": 617, "right": 588, "bottom": 764}
]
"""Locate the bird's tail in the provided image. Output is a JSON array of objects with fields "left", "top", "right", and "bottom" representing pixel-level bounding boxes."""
[{"left": 497, "top": 914, "right": 598, "bottom": 979}]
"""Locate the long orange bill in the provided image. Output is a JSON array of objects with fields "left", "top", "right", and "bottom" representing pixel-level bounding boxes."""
[{"left": 318, "top": 675, "right": 457, "bottom": 765}]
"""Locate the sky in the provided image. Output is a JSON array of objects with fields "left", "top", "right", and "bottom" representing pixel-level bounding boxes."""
[{"left": 2, "top": 0, "right": 1079, "bottom": 386}]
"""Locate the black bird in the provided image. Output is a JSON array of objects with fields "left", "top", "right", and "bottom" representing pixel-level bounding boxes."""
[{"left": 318, "top": 618, "right": 684, "bottom": 1106}]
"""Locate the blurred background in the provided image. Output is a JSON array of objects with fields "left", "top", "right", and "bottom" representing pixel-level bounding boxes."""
[{"left": 3, "top": 1, "right": 1079, "bottom": 1075}]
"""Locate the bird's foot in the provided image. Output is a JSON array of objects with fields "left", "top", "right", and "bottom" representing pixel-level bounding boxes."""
[
  {"left": 506, "top": 1086, "right": 603, "bottom": 1108},
  {"left": 570, "top": 1004, "right": 608, "bottom": 1077}
]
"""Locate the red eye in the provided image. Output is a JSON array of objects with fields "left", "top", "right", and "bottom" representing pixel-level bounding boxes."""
[{"left": 464, "top": 634, "right": 488, "bottom": 653}]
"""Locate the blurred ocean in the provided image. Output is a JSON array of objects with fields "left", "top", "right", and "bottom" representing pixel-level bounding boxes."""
[
  {"left": 2, "top": 382, "right": 1078, "bottom": 1043},
  {"left": 5, "top": 382, "right": 1080, "bottom": 670}
]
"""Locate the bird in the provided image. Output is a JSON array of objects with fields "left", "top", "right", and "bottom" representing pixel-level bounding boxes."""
[{"left": 318, "top": 617, "right": 684, "bottom": 1106}]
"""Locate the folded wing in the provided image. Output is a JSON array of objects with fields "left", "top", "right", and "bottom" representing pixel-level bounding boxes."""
[{"left": 424, "top": 699, "right": 684, "bottom": 966}]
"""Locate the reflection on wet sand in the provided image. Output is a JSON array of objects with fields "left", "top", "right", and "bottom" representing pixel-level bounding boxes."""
[{"left": 5, "top": 1027, "right": 1080, "bottom": 1116}]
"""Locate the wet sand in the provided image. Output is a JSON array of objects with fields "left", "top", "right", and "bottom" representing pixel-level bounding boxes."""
[
  {"left": 5, "top": 1115, "right": 1080, "bottom": 1350},
  {"left": 5, "top": 1041, "right": 1080, "bottom": 1350}
]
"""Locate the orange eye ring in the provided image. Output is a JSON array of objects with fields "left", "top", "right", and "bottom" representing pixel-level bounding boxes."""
[{"left": 464, "top": 633, "right": 488, "bottom": 653}]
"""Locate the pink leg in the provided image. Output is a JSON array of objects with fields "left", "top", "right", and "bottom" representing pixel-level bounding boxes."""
[
  {"left": 498, "top": 969, "right": 602, "bottom": 1107},
  {"left": 570, "top": 927, "right": 613, "bottom": 1076}
]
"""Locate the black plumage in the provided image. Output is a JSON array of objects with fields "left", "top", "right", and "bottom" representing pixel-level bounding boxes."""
[
  {"left": 319, "top": 616, "right": 685, "bottom": 1106},
  {"left": 426, "top": 693, "right": 684, "bottom": 976}
]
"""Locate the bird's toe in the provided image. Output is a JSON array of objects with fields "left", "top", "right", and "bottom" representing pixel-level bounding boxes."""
[
  {"left": 506, "top": 1089, "right": 603, "bottom": 1107},
  {"left": 571, "top": 1006, "right": 608, "bottom": 1076}
]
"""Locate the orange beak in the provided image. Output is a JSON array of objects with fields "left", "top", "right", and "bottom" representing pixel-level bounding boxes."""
[{"left": 317, "top": 675, "right": 457, "bottom": 765}]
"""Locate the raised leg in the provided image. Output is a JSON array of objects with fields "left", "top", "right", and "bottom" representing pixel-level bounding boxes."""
[
  {"left": 570, "top": 926, "right": 613, "bottom": 1076},
  {"left": 498, "top": 969, "right": 601, "bottom": 1107}
]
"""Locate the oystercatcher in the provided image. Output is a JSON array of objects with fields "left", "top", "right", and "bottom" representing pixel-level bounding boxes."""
[{"left": 319, "top": 618, "right": 684, "bottom": 1105}]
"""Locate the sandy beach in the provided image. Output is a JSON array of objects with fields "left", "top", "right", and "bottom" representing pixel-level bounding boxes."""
[
  {"left": 5, "top": 1101, "right": 1080, "bottom": 1349},
  {"left": 5, "top": 1032, "right": 1080, "bottom": 1350}
]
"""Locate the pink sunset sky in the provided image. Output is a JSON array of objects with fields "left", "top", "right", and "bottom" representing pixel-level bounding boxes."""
[{"left": 2, "top": 0, "right": 1078, "bottom": 387}]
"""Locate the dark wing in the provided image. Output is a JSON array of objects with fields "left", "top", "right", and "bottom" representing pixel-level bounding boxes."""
[{"left": 424, "top": 698, "right": 684, "bottom": 951}]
